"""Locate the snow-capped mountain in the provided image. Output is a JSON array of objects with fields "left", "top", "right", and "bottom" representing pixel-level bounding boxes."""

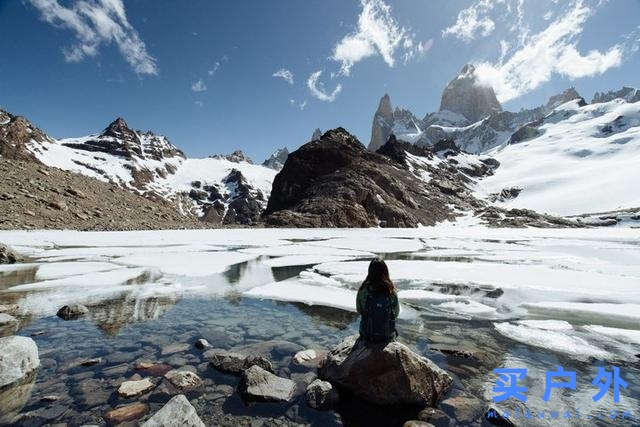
[
  {"left": 368, "top": 66, "right": 590, "bottom": 154},
  {"left": 13, "top": 116, "right": 277, "bottom": 225},
  {"left": 262, "top": 147, "right": 289, "bottom": 170},
  {"left": 477, "top": 98, "right": 640, "bottom": 217}
]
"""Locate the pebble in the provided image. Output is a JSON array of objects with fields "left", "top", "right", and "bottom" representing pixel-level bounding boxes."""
[{"left": 104, "top": 402, "right": 149, "bottom": 424}]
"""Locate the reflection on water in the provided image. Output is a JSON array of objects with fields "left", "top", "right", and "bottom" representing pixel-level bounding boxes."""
[{"left": 0, "top": 238, "right": 638, "bottom": 426}]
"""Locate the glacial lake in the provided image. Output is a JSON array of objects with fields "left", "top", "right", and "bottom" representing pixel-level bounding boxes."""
[{"left": 1, "top": 227, "right": 639, "bottom": 426}]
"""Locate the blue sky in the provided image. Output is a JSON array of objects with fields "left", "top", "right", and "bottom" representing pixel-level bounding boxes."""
[{"left": 1, "top": 0, "right": 639, "bottom": 161}]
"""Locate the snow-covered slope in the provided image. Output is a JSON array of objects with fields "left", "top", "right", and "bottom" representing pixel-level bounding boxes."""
[
  {"left": 26, "top": 118, "right": 278, "bottom": 224},
  {"left": 477, "top": 99, "right": 640, "bottom": 216}
]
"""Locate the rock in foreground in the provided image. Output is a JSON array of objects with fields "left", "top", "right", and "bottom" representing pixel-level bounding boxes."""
[
  {"left": 56, "top": 304, "right": 88, "bottom": 320},
  {"left": 142, "top": 394, "right": 205, "bottom": 427},
  {"left": 305, "top": 379, "right": 339, "bottom": 409},
  {"left": 320, "top": 335, "right": 452, "bottom": 406},
  {"left": 239, "top": 365, "right": 296, "bottom": 402},
  {"left": 0, "top": 244, "right": 18, "bottom": 264},
  {"left": 0, "top": 336, "right": 40, "bottom": 388}
]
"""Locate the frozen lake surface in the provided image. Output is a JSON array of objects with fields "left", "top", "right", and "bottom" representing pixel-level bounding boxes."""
[{"left": 1, "top": 226, "right": 639, "bottom": 426}]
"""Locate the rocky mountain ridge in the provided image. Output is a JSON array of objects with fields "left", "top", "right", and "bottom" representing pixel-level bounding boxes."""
[
  {"left": 264, "top": 128, "right": 574, "bottom": 228},
  {"left": 368, "top": 64, "right": 602, "bottom": 154},
  {"left": 0, "top": 110, "right": 277, "bottom": 226}
]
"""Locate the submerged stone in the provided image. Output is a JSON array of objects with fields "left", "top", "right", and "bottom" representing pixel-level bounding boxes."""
[
  {"left": 239, "top": 365, "right": 296, "bottom": 402},
  {"left": 142, "top": 394, "right": 205, "bottom": 427}
]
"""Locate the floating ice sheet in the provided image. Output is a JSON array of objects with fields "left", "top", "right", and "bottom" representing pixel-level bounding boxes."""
[
  {"left": 523, "top": 302, "right": 640, "bottom": 326},
  {"left": 582, "top": 325, "right": 640, "bottom": 345},
  {"left": 35, "top": 262, "right": 121, "bottom": 280},
  {"left": 116, "top": 252, "right": 258, "bottom": 276},
  {"left": 8, "top": 267, "right": 152, "bottom": 292},
  {"left": 262, "top": 255, "right": 363, "bottom": 268},
  {"left": 494, "top": 322, "right": 612, "bottom": 361}
]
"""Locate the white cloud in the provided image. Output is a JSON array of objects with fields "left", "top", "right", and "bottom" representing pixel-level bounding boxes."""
[
  {"left": 272, "top": 68, "right": 294, "bottom": 85},
  {"left": 332, "top": 0, "right": 424, "bottom": 75},
  {"left": 474, "top": 0, "right": 623, "bottom": 103},
  {"left": 307, "top": 71, "right": 342, "bottom": 102},
  {"left": 299, "top": 100, "right": 307, "bottom": 110},
  {"left": 403, "top": 38, "right": 433, "bottom": 64},
  {"left": 442, "top": 0, "right": 497, "bottom": 42},
  {"left": 191, "top": 79, "right": 207, "bottom": 92},
  {"left": 28, "top": 0, "right": 157, "bottom": 75},
  {"left": 208, "top": 61, "right": 220, "bottom": 76},
  {"left": 194, "top": 100, "right": 204, "bottom": 107}
]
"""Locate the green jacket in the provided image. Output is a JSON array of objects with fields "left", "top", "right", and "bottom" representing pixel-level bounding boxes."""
[{"left": 356, "top": 281, "right": 400, "bottom": 319}]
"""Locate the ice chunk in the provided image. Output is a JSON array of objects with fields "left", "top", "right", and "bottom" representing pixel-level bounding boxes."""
[
  {"left": 494, "top": 322, "right": 612, "bottom": 361},
  {"left": 435, "top": 300, "right": 498, "bottom": 317},
  {"left": 515, "top": 319, "right": 573, "bottom": 331},
  {"left": 582, "top": 325, "right": 640, "bottom": 345},
  {"left": 262, "top": 255, "right": 362, "bottom": 267},
  {"left": 523, "top": 302, "right": 640, "bottom": 325},
  {"left": 117, "top": 252, "right": 258, "bottom": 276},
  {"left": 244, "top": 280, "right": 358, "bottom": 312},
  {"left": 306, "top": 237, "right": 424, "bottom": 253},
  {"left": 7, "top": 267, "right": 151, "bottom": 292},
  {"left": 240, "top": 244, "right": 372, "bottom": 257},
  {"left": 35, "top": 262, "right": 121, "bottom": 280}
]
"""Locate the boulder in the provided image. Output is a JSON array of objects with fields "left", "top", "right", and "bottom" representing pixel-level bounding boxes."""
[
  {"left": 118, "top": 378, "right": 155, "bottom": 398},
  {"left": 305, "top": 379, "right": 339, "bottom": 409},
  {"left": 164, "top": 369, "right": 202, "bottom": 392},
  {"left": 142, "top": 394, "right": 205, "bottom": 427},
  {"left": 206, "top": 348, "right": 274, "bottom": 374},
  {"left": 292, "top": 349, "right": 327, "bottom": 369},
  {"left": 239, "top": 365, "right": 296, "bottom": 402},
  {"left": 205, "top": 349, "right": 246, "bottom": 373},
  {"left": 0, "top": 336, "right": 40, "bottom": 388},
  {"left": 319, "top": 335, "right": 452, "bottom": 406},
  {"left": 0, "top": 244, "right": 18, "bottom": 264},
  {"left": 56, "top": 304, "right": 88, "bottom": 320},
  {"left": 440, "top": 394, "right": 483, "bottom": 424}
]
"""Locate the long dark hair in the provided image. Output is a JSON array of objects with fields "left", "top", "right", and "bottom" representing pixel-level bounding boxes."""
[{"left": 363, "top": 257, "right": 395, "bottom": 295}]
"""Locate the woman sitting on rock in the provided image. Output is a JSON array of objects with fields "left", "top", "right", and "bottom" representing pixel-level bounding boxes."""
[{"left": 356, "top": 257, "right": 399, "bottom": 343}]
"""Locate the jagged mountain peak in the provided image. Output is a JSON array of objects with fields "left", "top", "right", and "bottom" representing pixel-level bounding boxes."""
[
  {"left": 546, "top": 87, "right": 584, "bottom": 110},
  {"left": 592, "top": 86, "right": 640, "bottom": 104},
  {"left": 262, "top": 147, "right": 289, "bottom": 170},
  {"left": 212, "top": 149, "right": 254, "bottom": 164},
  {"left": 102, "top": 117, "right": 135, "bottom": 139},
  {"left": 440, "top": 63, "right": 502, "bottom": 123}
]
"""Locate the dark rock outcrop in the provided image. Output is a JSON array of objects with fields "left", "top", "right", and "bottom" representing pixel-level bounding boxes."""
[
  {"left": 263, "top": 128, "right": 485, "bottom": 227},
  {"left": 319, "top": 335, "right": 452, "bottom": 406},
  {"left": 212, "top": 149, "right": 253, "bottom": 164},
  {"left": 439, "top": 64, "right": 502, "bottom": 123}
]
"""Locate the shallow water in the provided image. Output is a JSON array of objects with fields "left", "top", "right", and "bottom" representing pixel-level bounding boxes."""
[{"left": 1, "top": 228, "right": 639, "bottom": 426}]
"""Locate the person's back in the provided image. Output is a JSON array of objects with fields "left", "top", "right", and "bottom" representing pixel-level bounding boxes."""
[{"left": 356, "top": 258, "right": 399, "bottom": 344}]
